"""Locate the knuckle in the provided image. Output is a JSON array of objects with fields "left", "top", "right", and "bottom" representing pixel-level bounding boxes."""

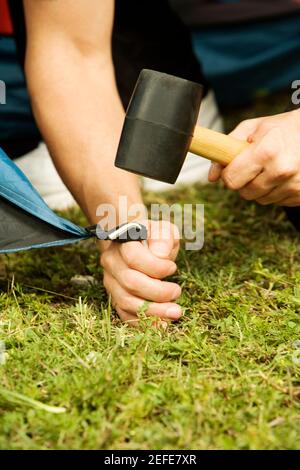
[
  {"left": 258, "top": 120, "right": 272, "bottom": 134},
  {"left": 262, "top": 152, "right": 275, "bottom": 164},
  {"left": 121, "top": 245, "right": 135, "bottom": 268},
  {"left": 117, "top": 295, "right": 132, "bottom": 311},
  {"left": 121, "top": 269, "right": 139, "bottom": 292},
  {"left": 275, "top": 166, "right": 296, "bottom": 180},
  {"left": 240, "top": 118, "right": 255, "bottom": 129},
  {"left": 240, "top": 180, "right": 269, "bottom": 200},
  {"left": 223, "top": 174, "right": 239, "bottom": 190},
  {"left": 254, "top": 145, "right": 275, "bottom": 163}
]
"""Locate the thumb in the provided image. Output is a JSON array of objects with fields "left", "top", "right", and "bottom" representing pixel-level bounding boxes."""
[
  {"left": 148, "top": 220, "right": 180, "bottom": 260},
  {"left": 209, "top": 119, "right": 263, "bottom": 183}
]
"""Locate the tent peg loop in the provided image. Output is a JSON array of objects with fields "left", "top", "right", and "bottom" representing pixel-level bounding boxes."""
[{"left": 86, "top": 222, "right": 148, "bottom": 244}]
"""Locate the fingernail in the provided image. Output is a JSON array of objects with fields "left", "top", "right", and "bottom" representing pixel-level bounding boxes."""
[
  {"left": 166, "top": 306, "right": 182, "bottom": 319},
  {"left": 151, "top": 242, "right": 170, "bottom": 258}
]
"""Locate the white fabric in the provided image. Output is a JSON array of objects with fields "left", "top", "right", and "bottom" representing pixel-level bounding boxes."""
[{"left": 15, "top": 143, "right": 76, "bottom": 210}]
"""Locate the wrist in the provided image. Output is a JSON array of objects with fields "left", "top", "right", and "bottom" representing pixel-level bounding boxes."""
[{"left": 76, "top": 162, "right": 143, "bottom": 223}]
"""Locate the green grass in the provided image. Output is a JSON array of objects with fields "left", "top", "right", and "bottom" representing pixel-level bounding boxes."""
[{"left": 0, "top": 91, "right": 300, "bottom": 449}]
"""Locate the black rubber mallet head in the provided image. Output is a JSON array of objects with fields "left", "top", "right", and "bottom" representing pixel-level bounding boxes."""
[{"left": 115, "top": 69, "right": 249, "bottom": 184}]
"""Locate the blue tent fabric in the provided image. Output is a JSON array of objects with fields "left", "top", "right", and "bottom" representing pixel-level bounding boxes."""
[
  {"left": 0, "top": 147, "right": 90, "bottom": 253},
  {"left": 0, "top": 148, "right": 147, "bottom": 253}
]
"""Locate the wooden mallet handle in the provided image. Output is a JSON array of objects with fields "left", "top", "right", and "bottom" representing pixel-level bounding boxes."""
[{"left": 189, "top": 126, "right": 249, "bottom": 166}]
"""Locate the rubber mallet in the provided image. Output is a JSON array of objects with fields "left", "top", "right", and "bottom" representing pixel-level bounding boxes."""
[{"left": 115, "top": 69, "right": 249, "bottom": 184}]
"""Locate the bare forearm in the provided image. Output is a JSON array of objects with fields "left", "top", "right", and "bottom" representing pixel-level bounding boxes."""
[{"left": 25, "top": 45, "right": 142, "bottom": 224}]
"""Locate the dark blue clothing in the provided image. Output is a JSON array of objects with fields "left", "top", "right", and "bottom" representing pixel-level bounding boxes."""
[{"left": 0, "top": 36, "right": 40, "bottom": 156}]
